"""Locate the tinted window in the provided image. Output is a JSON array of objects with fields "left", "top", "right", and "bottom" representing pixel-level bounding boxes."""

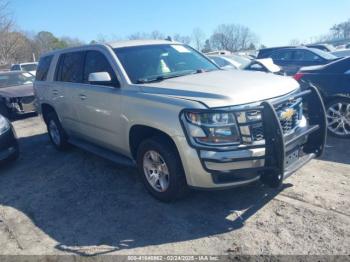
[
  {"left": 293, "top": 50, "right": 322, "bottom": 62},
  {"left": 271, "top": 50, "right": 293, "bottom": 60},
  {"left": 211, "top": 57, "right": 232, "bottom": 67},
  {"left": 84, "top": 51, "right": 117, "bottom": 84},
  {"left": 0, "top": 72, "right": 34, "bottom": 88},
  {"left": 56, "top": 52, "right": 85, "bottom": 83},
  {"left": 36, "top": 56, "right": 53, "bottom": 81},
  {"left": 21, "top": 63, "right": 38, "bottom": 71},
  {"left": 11, "top": 65, "right": 21, "bottom": 71}
]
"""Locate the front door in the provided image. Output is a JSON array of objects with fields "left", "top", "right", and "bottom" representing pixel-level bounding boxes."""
[{"left": 74, "top": 50, "right": 123, "bottom": 152}]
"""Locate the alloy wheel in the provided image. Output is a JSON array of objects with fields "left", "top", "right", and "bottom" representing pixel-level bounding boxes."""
[
  {"left": 326, "top": 102, "right": 350, "bottom": 137},
  {"left": 143, "top": 150, "right": 170, "bottom": 192}
]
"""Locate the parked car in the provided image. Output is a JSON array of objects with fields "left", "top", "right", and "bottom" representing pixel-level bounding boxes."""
[
  {"left": 11, "top": 62, "right": 38, "bottom": 76},
  {"left": 0, "top": 71, "right": 36, "bottom": 118},
  {"left": 0, "top": 114, "right": 19, "bottom": 163},
  {"left": 209, "top": 55, "right": 283, "bottom": 74},
  {"left": 294, "top": 57, "right": 350, "bottom": 138},
  {"left": 332, "top": 49, "right": 350, "bottom": 58},
  {"left": 257, "top": 46, "right": 294, "bottom": 59},
  {"left": 268, "top": 47, "right": 339, "bottom": 75},
  {"left": 305, "top": 44, "right": 335, "bottom": 52},
  {"left": 34, "top": 40, "right": 326, "bottom": 201}
]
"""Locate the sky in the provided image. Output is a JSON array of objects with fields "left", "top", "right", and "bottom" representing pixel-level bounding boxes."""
[{"left": 9, "top": 0, "right": 350, "bottom": 47}]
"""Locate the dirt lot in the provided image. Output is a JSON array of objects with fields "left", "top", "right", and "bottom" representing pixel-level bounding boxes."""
[{"left": 0, "top": 115, "right": 349, "bottom": 256}]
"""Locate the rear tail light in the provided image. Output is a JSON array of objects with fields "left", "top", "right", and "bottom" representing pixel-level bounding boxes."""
[{"left": 293, "top": 72, "right": 305, "bottom": 81}]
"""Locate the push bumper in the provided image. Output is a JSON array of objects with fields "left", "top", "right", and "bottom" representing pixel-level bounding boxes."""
[{"left": 179, "top": 85, "right": 327, "bottom": 189}]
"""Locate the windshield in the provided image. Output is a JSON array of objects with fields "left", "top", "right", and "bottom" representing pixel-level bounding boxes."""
[
  {"left": 310, "top": 48, "right": 338, "bottom": 60},
  {"left": 114, "top": 44, "right": 219, "bottom": 83},
  {"left": 21, "top": 63, "right": 37, "bottom": 71},
  {"left": 228, "top": 55, "right": 252, "bottom": 69},
  {"left": 0, "top": 72, "right": 34, "bottom": 88}
]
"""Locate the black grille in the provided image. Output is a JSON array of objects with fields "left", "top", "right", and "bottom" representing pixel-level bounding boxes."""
[
  {"left": 248, "top": 98, "right": 303, "bottom": 142},
  {"left": 275, "top": 98, "right": 302, "bottom": 135}
]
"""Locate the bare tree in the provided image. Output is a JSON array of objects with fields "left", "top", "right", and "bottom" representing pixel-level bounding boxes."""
[
  {"left": 192, "top": 27, "right": 206, "bottom": 51},
  {"left": 210, "top": 24, "right": 258, "bottom": 52},
  {"left": 173, "top": 34, "right": 191, "bottom": 45}
]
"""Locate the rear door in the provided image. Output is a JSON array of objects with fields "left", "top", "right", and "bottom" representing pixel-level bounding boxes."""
[
  {"left": 291, "top": 50, "right": 326, "bottom": 74},
  {"left": 74, "top": 49, "right": 123, "bottom": 151},
  {"left": 51, "top": 51, "right": 85, "bottom": 136}
]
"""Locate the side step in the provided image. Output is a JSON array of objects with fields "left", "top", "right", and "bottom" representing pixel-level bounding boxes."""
[{"left": 69, "top": 138, "right": 136, "bottom": 167}]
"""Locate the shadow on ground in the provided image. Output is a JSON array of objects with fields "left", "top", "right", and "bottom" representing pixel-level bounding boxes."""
[
  {"left": 321, "top": 136, "right": 350, "bottom": 165},
  {"left": 0, "top": 132, "right": 290, "bottom": 256}
]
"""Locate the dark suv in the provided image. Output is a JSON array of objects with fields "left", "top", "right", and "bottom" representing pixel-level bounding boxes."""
[{"left": 267, "top": 47, "right": 339, "bottom": 75}]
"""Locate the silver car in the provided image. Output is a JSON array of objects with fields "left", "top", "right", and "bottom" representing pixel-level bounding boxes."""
[{"left": 34, "top": 40, "right": 326, "bottom": 201}]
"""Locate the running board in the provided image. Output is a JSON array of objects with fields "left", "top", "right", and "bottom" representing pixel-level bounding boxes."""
[{"left": 68, "top": 138, "right": 136, "bottom": 167}]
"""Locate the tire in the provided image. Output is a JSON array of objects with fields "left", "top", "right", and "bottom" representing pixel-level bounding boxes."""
[
  {"left": 136, "top": 136, "right": 189, "bottom": 202},
  {"left": 326, "top": 97, "right": 350, "bottom": 139},
  {"left": 0, "top": 102, "right": 10, "bottom": 119},
  {"left": 46, "top": 111, "right": 69, "bottom": 150}
]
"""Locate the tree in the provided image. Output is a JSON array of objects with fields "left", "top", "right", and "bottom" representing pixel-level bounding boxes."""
[
  {"left": 34, "top": 31, "right": 67, "bottom": 54},
  {"left": 210, "top": 24, "right": 258, "bottom": 52},
  {"left": 173, "top": 34, "right": 191, "bottom": 45},
  {"left": 202, "top": 39, "right": 212, "bottom": 53},
  {"left": 289, "top": 39, "right": 301, "bottom": 46},
  {"left": 192, "top": 27, "right": 205, "bottom": 51}
]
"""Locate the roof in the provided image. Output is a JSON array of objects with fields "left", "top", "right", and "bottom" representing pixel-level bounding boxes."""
[
  {"left": 107, "top": 39, "right": 180, "bottom": 48},
  {"left": 40, "top": 39, "right": 182, "bottom": 58}
]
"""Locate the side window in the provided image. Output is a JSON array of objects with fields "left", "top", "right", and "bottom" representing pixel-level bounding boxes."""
[
  {"left": 36, "top": 56, "right": 53, "bottom": 81},
  {"left": 55, "top": 52, "right": 85, "bottom": 83},
  {"left": 271, "top": 50, "right": 293, "bottom": 61},
  {"left": 211, "top": 57, "right": 231, "bottom": 68},
  {"left": 83, "top": 50, "right": 118, "bottom": 85},
  {"left": 11, "top": 65, "right": 20, "bottom": 71},
  {"left": 293, "top": 50, "right": 321, "bottom": 62}
]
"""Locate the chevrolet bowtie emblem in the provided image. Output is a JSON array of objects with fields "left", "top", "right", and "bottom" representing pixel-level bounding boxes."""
[{"left": 280, "top": 108, "right": 295, "bottom": 121}]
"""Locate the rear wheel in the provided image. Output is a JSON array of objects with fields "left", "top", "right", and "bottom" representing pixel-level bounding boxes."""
[
  {"left": 326, "top": 98, "right": 350, "bottom": 138},
  {"left": 46, "top": 112, "right": 69, "bottom": 150},
  {"left": 136, "top": 136, "right": 188, "bottom": 202}
]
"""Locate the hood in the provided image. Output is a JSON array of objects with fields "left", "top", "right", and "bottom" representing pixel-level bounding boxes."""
[
  {"left": 140, "top": 70, "right": 299, "bottom": 108},
  {"left": 0, "top": 84, "right": 34, "bottom": 98}
]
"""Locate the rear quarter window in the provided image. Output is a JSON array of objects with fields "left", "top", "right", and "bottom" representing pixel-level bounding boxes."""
[{"left": 36, "top": 56, "right": 53, "bottom": 81}]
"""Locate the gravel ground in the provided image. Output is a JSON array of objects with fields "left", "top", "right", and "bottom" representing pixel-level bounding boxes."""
[{"left": 0, "top": 115, "right": 349, "bottom": 256}]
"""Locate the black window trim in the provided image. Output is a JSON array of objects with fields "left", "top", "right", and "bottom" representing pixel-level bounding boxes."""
[
  {"left": 36, "top": 55, "right": 54, "bottom": 81},
  {"left": 54, "top": 49, "right": 120, "bottom": 88}
]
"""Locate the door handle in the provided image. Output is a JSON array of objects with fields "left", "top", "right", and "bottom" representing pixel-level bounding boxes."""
[
  {"left": 79, "top": 94, "right": 87, "bottom": 100},
  {"left": 52, "top": 90, "right": 59, "bottom": 95}
]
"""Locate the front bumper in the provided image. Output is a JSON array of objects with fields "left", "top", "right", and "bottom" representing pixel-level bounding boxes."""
[
  {"left": 178, "top": 85, "right": 327, "bottom": 189},
  {"left": 0, "top": 124, "right": 19, "bottom": 162},
  {"left": 6, "top": 96, "right": 36, "bottom": 115}
]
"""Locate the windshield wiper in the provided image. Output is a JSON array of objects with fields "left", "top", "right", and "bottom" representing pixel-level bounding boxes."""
[{"left": 136, "top": 68, "right": 218, "bottom": 84}]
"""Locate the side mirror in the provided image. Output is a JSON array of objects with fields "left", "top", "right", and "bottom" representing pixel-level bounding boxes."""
[
  {"left": 88, "top": 72, "right": 119, "bottom": 87},
  {"left": 88, "top": 72, "right": 112, "bottom": 83}
]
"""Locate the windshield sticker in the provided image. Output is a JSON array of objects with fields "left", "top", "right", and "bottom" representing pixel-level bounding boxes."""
[{"left": 171, "top": 45, "right": 191, "bottom": 53}]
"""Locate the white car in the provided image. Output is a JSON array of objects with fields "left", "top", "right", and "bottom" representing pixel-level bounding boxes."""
[
  {"left": 11, "top": 62, "right": 38, "bottom": 76},
  {"left": 209, "top": 54, "right": 283, "bottom": 74}
]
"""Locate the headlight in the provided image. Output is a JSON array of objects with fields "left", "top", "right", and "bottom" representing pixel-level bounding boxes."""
[
  {"left": 0, "top": 114, "right": 10, "bottom": 135},
  {"left": 183, "top": 111, "right": 241, "bottom": 146}
]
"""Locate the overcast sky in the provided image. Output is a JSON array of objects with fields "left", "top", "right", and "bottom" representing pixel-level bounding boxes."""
[{"left": 10, "top": 0, "right": 350, "bottom": 46}]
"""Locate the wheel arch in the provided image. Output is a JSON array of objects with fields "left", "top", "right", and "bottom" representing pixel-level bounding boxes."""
[{"left": 129, "top": 125, "right": 179, "bottom": 160}]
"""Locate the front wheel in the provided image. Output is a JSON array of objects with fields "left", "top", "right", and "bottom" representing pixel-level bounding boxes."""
[
  {"left": 326, "top": 98, "right": 350, "bottom": 138},
  {"left": 137, "top": 137, "right": 189, "bottom": 202}
]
